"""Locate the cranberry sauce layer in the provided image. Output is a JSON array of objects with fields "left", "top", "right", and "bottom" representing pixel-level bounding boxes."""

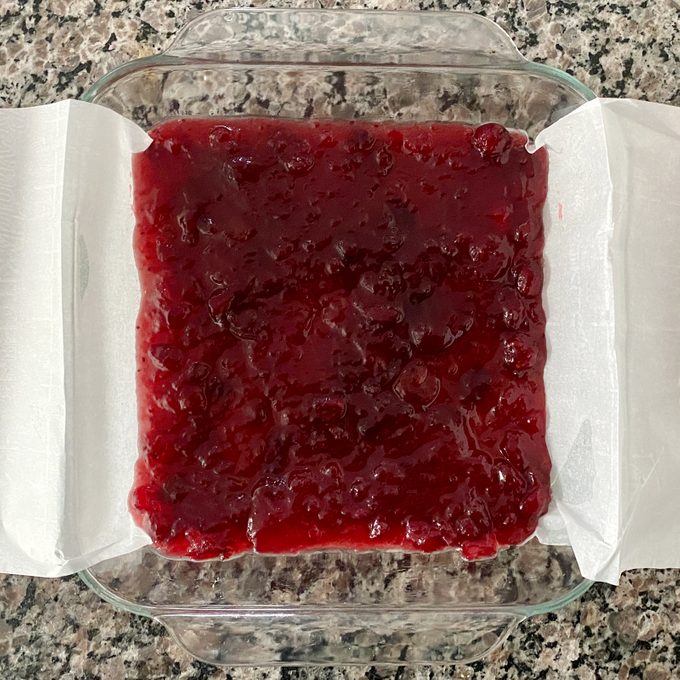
[{"left": 131, "top": 117, "right": 550, "bottom": 561}]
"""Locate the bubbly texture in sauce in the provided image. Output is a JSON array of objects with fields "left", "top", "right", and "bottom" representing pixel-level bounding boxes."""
[{"left": 131, "top": 118, "right": 550, "bottom": 561}]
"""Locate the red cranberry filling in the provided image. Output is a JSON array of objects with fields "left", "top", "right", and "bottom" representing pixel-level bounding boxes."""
[{"left": 131, "top": 118, "right": 550, "bottom": 561}]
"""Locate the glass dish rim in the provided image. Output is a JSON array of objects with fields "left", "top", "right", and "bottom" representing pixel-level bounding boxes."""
[
  {"left": 80, "top": 555, "right": 593, "bottom": 620},
  {"left": 78, "top": 5, "right": 595, "bottom": 627},
  {"left": 81, "top": 8, "right": 596, "bottom": 106}
]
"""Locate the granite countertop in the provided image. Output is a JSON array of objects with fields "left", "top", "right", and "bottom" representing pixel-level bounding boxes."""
[{"left": 2, "top": 0, "right": 680, "bottom": 678}]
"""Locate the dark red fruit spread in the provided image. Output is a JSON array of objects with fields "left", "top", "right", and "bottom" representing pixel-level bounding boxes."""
[{"left": 131, "top": 117, "right": 550, "bottom": 561}]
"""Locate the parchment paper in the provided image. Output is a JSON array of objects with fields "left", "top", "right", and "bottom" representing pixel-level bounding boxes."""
[
  {"left": 0, "top": 100, "right": 152, "bottom": 576},
  {"left": 536, "top": 98, "right": 680, "bottom": 584},
  {"left": 2, "top": 98, "right": 680, "bottom": 583}
]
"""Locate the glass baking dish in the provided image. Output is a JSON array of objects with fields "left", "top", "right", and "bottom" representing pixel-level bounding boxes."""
[{"left": 79, "top": 8, "right": 594, "bottom": 666}]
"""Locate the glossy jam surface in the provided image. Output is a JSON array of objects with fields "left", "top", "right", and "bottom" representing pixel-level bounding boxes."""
[{"left": 131, "top": 117, "right": 550, "bottom": 561}]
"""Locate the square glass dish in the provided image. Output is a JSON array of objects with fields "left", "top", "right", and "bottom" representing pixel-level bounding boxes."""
[{"left": 80, "top": 8, "right": 593, "bottom": 666}]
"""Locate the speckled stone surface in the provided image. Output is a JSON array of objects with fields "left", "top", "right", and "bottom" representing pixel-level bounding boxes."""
[{"left": 2, "top": 0, "right": 680, "bottom": 678}]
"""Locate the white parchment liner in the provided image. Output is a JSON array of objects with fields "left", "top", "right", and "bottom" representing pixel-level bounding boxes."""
[{"left": 2, "top": 98, "right": 679, "bottom": 582}]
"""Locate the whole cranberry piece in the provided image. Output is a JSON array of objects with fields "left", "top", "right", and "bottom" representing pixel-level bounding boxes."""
[{"left": 472, "top": 123, "right": 513, "bottom": 161}]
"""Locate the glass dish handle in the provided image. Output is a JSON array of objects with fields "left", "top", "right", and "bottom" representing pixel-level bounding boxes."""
[
  {"left": 156, "top": 610, "right": 525, "bottom": 665},
  {"left": 164, "top": 8, "right": 526, "bottom": 67}
]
